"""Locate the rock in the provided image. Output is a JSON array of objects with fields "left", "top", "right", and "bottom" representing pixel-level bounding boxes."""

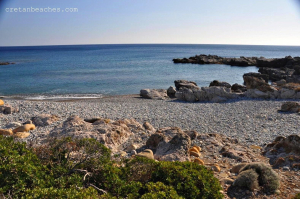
[
  {"left": 49, "top": 116, "right": 137, "bottom": 152},
  {"left": 190, "top": 151, "right": 201, "bottom": 158},
  {"left": 243, "top": 76, "right": 273, "bottom": 92},
  {"left": 189, "top": 146, "right": 200, "bottom": 154},
  {"left": 0, "top": 99, "right": 4, "bottom": 106},
  {"left": 279, "top": 88, "right": 296, "bottom": 99},
  {"left": 194, "top": 158, "right": 204, "bottom": 165},
  {"left": 211, "top": 164, "right": 221, "bottom": 172},
  {"left": 231, "top": 163, "right": 248, "bottom": 173},
  {"left": 175, "top": 88, "right": 197, "bottom": 102},
  {"left": 140, "top": 89, "right": 167, "bottom": 100},
  {"left": 5, "top": 122, "right": 22, "bottom": 129},
  {"left": 184, "top": 130, "right": 198, "bottom": 140},
  {"left": 84, "top": 118, "right": 102, "bottom": 123},
  {"left": 211, "top": 96, "right": 227, "bottom": 103},
  {"left": 276, "top": 79, "right": 286, "bottom": 86},
  {"left": 31, "top": 114, "right": 59, "bottom": 127},
  {"left": 264, "top": 135, "right": 300, "bottom": 168},
  {"left": 282, "top": 166, "right": 290, "bottom": 171},
  {"left": 0, "top": 129, "right": 13, "bottom": 136},
  {"left": 280, "top": 102, "right": 300, "bottom": 112},
  {"left": 167, "top": 86, "right": 176, "bottom": 98},
  {"left": 173, "top": 55, "right": 257, "bottom": 66},
  {"left": 130, "top": 150, "right": 137, "bottom": 156},
  {"left": 0, "top": 105, "right": 19, "bottom": 114},
  {"left": 125, "top": 144, "right": 138, "bottom": 152},
  {"left": 209, "top": 80, "right": 231, "bottom": 88},
  {"left": 174, "top": 80, "right": 199, "bottom": 90},
  {"left": 143, "top": 122, "right": 155, "bottom": 132},
  {"left": 146, "top": 133, "right": 165, "bottom": 149},
  {"left": 13, "top": 124, "right": 36, "bottom": 133},
  {"left": 13, "top": 132, "right": 30, "bottom": 139},
  {"left": 231, "top": 83, "right": 247, "bottom": 92},
  {"left": 221, "top": 178, "right": 234, "bottom": 185},
  {"left": 136, "top": 149, "right": 154, "bottom": 160},
  {"left": 23, "top": 120, "right": 33, "bottom": 125},
  {"left": 155, "top": 131, "right": 191, "bottom": 161},
  {"left": 259, "top": 67, "right": 292, "bottom": 81},
  {"left": 243, "top": 73, "right": 269, "bottom": 83}
]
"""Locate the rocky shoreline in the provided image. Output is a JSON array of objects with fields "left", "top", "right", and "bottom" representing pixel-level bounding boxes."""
[{"left": 173, "top": 54, "right": 300, "bottom": 82}]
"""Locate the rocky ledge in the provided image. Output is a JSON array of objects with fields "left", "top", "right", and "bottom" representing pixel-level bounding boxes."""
[
  {"left": 173, "top": 54, "right": 300, "bottom": 82},
  {"left": 0, "top": 62, "right": 14, "bottom": 65}
]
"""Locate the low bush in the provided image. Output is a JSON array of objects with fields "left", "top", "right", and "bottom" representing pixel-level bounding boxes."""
[{"left": 0, "top": 136, "right": 223, "bottom": 198}]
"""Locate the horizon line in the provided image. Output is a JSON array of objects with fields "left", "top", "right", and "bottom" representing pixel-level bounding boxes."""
[{"left": 1, "top": 43, "right": 300, "bottom": 48}]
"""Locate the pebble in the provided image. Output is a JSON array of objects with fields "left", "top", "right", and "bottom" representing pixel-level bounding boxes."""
[{"left": 0, "top": 98, "right": 299, "bottom": 147}]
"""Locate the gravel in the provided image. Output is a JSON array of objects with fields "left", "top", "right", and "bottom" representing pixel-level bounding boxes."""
[{"left": 0, "top": 95, "right": 299, "bottom": 146}]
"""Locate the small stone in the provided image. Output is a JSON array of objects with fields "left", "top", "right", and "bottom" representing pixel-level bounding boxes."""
[
  {"left": 283, "top": 166, "right": 290, "bottom": 171},
  {"left": 211, "top": 165, "right": 221, "bottom": 172},
  {"left": 275, "top": 189, "right": 281, "bottom": 194},
  {"left": 136, "top": 149, "right": 154, "bottom": 160},
  {"left": 13, "top": 124, "right": 36, "bottom": 133},
  {"left": 125, "top": 144, "right": 137, "bottom": 152},
  {"left": 0, "top": 129, "right": 13, "bottom": 136},
  {"left": 231, "top": 163, "right": 247, "bottom": 173},
  {"left": 194, "top": 158, "right": 204, "bottom": 165},
  {"left": 294, "top": 189, "right": 300, "bottom": 192},
  {"left": 5, "top": 122, "right": 22, "bottom": 129},
  {"left": 221, "top": 178, "right": 234, "bottom": 185},
  {"left": 13, "top": 132, "right": 30, "bottom": 138},
  {"left": 130, "top": 150, "right": 137, "bottom": 156}
]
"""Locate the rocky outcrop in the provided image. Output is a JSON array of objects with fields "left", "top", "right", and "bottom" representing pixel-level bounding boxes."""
[
  {"left": 173, "top": 55, "right": 257, "bottom": 66},
  {"left": 31, "top": 114, "right": 59, "bottom": 127},
  {"left": 140, "top": 89, "right": 167, "bottom": 100},
  {"left": 209, "top": 80, "right": 231, "bottom": 88},
  {"left": 174, "top": 55, "right": 300, "bottom": 84},
  {"left": 154, "top": 131, "right": 191, "bottom": 162},
  {"left": 243, "top": 72, "right": 269, "bottom": 83},
  {"left": 49, "top": 116, "right": 150, "bottom": 152},
  {"left": 175, "top": 86, "right": 241, "bottom": 102},
  {"left": 263, "top": 135, "right": 300, "bottom": 169},
  {"left": 174, "top": 80, "right": 199, "bottom": 90}
]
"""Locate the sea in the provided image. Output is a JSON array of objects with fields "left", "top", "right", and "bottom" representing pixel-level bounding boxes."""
[{"left": 0, "top": 44, "right": 300, "bottom": 99}]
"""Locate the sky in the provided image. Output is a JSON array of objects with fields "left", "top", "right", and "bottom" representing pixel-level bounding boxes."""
[{"left": 0, "top": 0, "right": 300, "bottom": 46}]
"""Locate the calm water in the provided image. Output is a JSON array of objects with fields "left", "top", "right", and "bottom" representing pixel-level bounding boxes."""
[{"left": 0, "top": 44, "right": 300, "bottom": 98}]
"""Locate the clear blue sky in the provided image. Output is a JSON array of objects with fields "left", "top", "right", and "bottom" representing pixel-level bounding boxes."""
[{"left": 0, "top": 0, "right": 300, "bottom": 46}]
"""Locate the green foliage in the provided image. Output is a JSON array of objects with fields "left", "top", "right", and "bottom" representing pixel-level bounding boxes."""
[
  {"left": 233, "top": 170, "right": 259, "bottom": 191},
  {"left": 0, "top": 136, "right": 223, "bottom": 199},
  {"left": 24, "top": 186, "right": 98, "bottom": 199},
  {"left": 239, "top": 163, "right": 280, "bottom": 193},
  {"left": 140, "top": 182, "right": 183, "bottom": 199},
  {"left": 293, "top": 193, "right": 300, "bottom": 199},
  {"left": 150, "top": 161, "right": 223, "bottom": 199}
]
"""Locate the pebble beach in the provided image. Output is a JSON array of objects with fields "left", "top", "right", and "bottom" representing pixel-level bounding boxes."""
[{"left": 1, "top": 95, "right": 299, "bottom": 146}]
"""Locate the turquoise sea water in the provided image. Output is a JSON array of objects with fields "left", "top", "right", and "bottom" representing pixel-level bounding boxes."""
[{"left": 0, "top": 44, "right": 300, "bottom": 98}]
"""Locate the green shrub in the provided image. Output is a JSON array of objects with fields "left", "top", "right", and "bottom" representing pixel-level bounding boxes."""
[
  {"left": 0, "top": 136, "right": 47, "bottom": 197},
  {"left": 233, "top": 170, "right": 259, "bottom": 191},
  {"left": 293, "top": 193, "right": 300, "bottom": 199},
  {"left": 140, "top": 182, "right": 183, "bottom": 199},
  {"left": 0, "top": 136, "right": 223, "bottom": 199},
  {"left": 150, "top": 161, "right": 223, "bottom": 199},
  {"left": 239, "top": 163, "right": 280, "bottom": 193},
  {"left": 24, "top": 186, "right": 98, "bottom": 199}
]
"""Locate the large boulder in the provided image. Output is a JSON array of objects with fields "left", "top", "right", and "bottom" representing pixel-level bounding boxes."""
[
  {"left": 167, "top": 86, "right": 176, "bottom": 98},
  {"left": 140, "top": 89, "right": 167, "bottom": 100},
  {"left": 174, "top": 80, "right": 199, "bottom": 90},
  {"left": 243, "top": 76, "right": 274, "bottom": 92},
  {"left": 279, "top": 102, "right": 300, "bottom": 112},
  {"left": 209, "top": 80, "right": 231, "bottom": 88},
  {"left": 243, "top": 72, "right": 269, "bottom": 83},
  {"left": 175, "top": 88, "right": 197, "bottom": 102},
  {"left": 154, "top": 131, "right": 191, "bottom": 162}
]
